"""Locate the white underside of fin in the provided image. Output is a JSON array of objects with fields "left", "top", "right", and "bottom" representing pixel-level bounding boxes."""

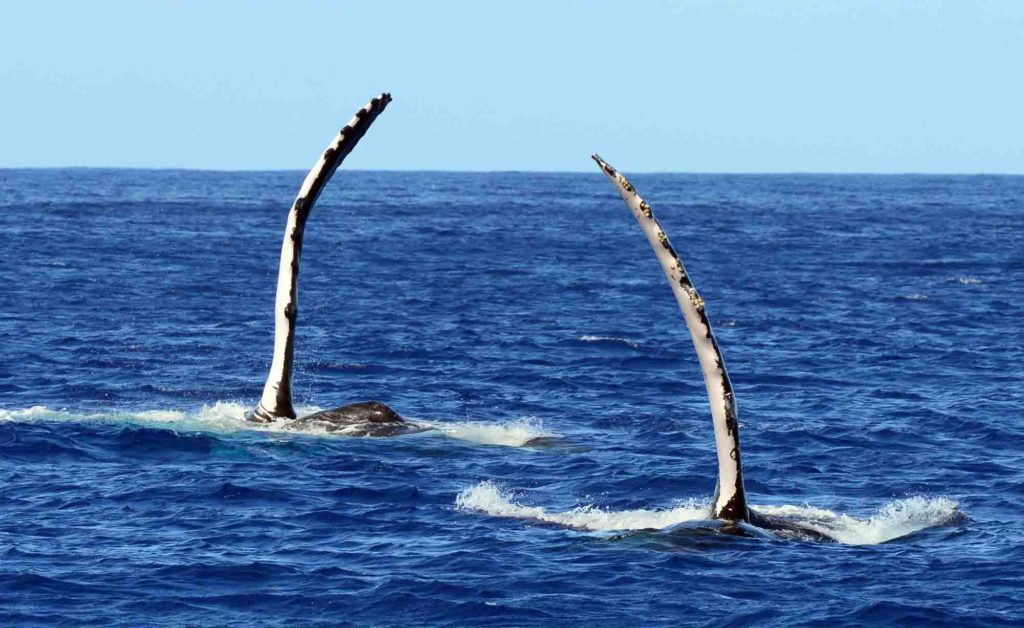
[
  {"left": 593, "top": 155, "right": 745, "bottom": 519},
  {"left": 258, "top": 207, "right": 301, "bottom": 418},
  {"left": 256, "top": 93, "right": 393, "bottom": 420}
]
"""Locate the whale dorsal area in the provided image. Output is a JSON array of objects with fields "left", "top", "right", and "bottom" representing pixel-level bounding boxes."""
[{"left": 291, "top": 402, "right": 426, "bottom": 437}]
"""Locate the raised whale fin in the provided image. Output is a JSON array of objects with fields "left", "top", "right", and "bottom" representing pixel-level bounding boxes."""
[
  {"left": 250, "top": 93, "right": 393, "bottom": 422},
  {"left": 591, "top": 154, "right": 749, "bottom": 522}
]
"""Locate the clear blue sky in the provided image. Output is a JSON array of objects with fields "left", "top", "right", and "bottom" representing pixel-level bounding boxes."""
[{"left": 2, "top": 1, "right": 1022, "bottom": 172}]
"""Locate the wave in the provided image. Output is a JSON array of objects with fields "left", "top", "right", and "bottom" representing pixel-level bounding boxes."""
[
  {"left": 753, "top": 498, "right": 961, "bottom": 545},
  {"left": 0, "top": 404, "right": 550, "bottom": 448},
  {"left": 579, "top": 335, "right": 641, "bottom": 349},
  {"left": 456, "top": 481, "right": 709, "bottom": 530},
  {"left": 455, "top": 482, "right": 960, "bottom": 545},
  {"left": 951, "top": 276, "right": 984, "bottom": 285},
  {"left": 0, "top": 402, "right": 260, "bottom": 433}
]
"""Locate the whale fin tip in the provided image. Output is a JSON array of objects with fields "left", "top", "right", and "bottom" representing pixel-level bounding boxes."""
[{"left": 590, "top": 154, "right": 619, "bottom": 179}]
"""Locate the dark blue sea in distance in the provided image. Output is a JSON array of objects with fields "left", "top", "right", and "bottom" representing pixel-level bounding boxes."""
[{"left": 1, "top": 169, "right": 1023, "bottom": 626}]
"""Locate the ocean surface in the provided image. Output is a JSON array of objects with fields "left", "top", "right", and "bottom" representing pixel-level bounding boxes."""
[{"left": 1, "top": 169, "right": 1022, "bottom": 626}]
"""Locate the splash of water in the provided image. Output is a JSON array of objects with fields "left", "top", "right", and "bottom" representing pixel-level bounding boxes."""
[
  {"left": 455, "top": 481, "right": 960, "bottom": 545},
  {"left": 754, "top": 498, "right": 961, "bottom": 545},
  {"left": 422, "top": 417, "right": 555, "bottom": 448},
  {"left": 456, "top": 481, "right": 710, "bottom": 531},
  {"left": 0, "top": 404, "right": 552, "bottom": 448},
  {"left": 0, "top": 402, "right": 295, "bottom": 433}
]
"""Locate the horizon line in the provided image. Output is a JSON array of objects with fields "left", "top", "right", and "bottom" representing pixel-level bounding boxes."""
[{"left": 3, "top": 166, "right": 1024, "bottom": 177}]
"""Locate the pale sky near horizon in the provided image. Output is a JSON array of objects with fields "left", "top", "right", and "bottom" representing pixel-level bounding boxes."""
[{"left": 2, "top": 1, "right": 1023, "bottom": 173}]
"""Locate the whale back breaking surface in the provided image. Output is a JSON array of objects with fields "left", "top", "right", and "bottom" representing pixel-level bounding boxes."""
[
  {"left": 290, "top": 401, "right": 428, "bottom": 437},
  {"left": 251, "top": 94, "right": 392, "bottom": 423},
  {"left": 591, "top": 155, "right": 749, "bottom": 522}
]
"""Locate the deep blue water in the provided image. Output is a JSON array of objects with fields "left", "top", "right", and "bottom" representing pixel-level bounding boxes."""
[{"left": 1, "top": 169, "right": 1023, "bottom": 625}]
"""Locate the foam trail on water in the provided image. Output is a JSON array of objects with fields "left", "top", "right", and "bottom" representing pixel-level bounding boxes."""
[
  {"left": 456, "top": 481, "right": 710, "bottom": 531},
  {"left": 754, "top": 497, "right": 961, "bottom": 545},
  {"left": 0, "top": 402, "right": 309, "bottom": 434},
  {"left": 0, "top": 405, "right": 553, "bottom": 447},
  {"left": 421, "top": 417, "right": 556, "bottom": 448},
  {"left": 456, "top": 482, "right": 959, "bottom": 544}
]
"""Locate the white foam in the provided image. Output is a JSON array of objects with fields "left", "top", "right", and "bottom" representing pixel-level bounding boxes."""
[
  {"left": 456, "top": 481, "right": 709, "bottom": 531},
  {"left": 580, "top": 335, "right": 641, "bottom": 349},
  {"left": 0, "top": 402, "right": 279, "bottom": 433},
  {"left": 0, "top": 404, "right": 552, "bottom": 448},
  {"left": 0, "top": 405, "right": 52, "bottom": 419},
  {"left": 455, "top": 482, "right": 960, "bottom": 544},
  {"left": 423, "top": 417, "right": 556, "bottom": 448},
  {"left": 952, "top": 276, "right": 984, "bottom": 285},
  {"left": 754, "top": 496, "right": 960, "bottom": 545}
]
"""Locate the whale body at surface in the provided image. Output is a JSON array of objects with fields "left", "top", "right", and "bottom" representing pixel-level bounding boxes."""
[{"left": 246, "top": 93, "right": 421, "bottom": 437}]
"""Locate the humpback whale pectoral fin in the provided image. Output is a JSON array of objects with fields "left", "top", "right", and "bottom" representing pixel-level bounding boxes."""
[
  {"left": 246, "top": 403, "right": 278, "bottom": 424},
  {"left": 252, "top": 94, "right": 393, "bottom": 422},
  {"left": 592, "top": 154, "right": 750, "bottom": 523}
]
